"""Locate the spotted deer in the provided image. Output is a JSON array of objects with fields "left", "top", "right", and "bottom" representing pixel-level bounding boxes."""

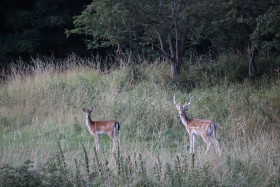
[
  {"left": 82, "top": 107, "right": 120, "bottom": 152},
  {"left": 174, "top": 94, "right": 221, "bottom": 155}
]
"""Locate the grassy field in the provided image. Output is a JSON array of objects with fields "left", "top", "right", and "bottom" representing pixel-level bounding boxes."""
[{"left": 0, "top": 55, "right": 279, "bottom": 186}]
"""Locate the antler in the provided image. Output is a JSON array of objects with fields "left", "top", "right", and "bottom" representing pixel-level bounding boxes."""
[
  {"left": 183, "top": 94, "right": 192, "bottom": 110},
  {"left": 173, "top": 94, "right": 181, "bottom": 110},
  {"left": 173, "top": 94, "right": 178, "bottom": 105}
]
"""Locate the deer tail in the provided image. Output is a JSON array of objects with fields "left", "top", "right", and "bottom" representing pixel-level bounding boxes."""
[{"left": 114, "top": 122, "right": 120, "bottom": 136}]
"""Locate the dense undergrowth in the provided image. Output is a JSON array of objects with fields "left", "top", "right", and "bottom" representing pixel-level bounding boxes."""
[{"left": 0, "top": 54, "right": 279, "bottom": 186}]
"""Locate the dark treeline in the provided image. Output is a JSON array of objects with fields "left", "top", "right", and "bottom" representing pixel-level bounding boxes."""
[
  {"left": 0, "top": 0, "right": 92, "bottom": 62},
  {"left": 1, "top": 0, "right": 280, "bottom": 77}
]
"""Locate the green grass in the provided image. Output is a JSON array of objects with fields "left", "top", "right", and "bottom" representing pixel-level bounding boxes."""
[{"left": 0, "top": 55, "right": 279, "bottom": 186}]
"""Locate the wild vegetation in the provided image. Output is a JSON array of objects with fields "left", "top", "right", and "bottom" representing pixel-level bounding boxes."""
[
  {"left": 0, "top": 54, "right": 279, "bottom": 186},
  {"left": 2, "top": 1, "right": 280, "bottom": 78},
  {"left": 1, "top": 1, "right": 279, "bottom": 186}
]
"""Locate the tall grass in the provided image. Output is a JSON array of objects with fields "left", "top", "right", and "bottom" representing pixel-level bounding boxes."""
[{"left": 0, "top": 54, "right": 279, "bottom": 186}]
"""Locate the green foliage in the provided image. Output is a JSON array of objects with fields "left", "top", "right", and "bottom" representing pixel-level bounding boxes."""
[
  {"left": 1, "top": 0, "right": 280, "bottom": 71},
  {"left": 67, "top": 0, "right": 225, "bottom": 62},
  {"left": 66, "top": 0, "right": 140, "bottom": 49},
  {"left": 251, "top": 4, "right": 280, "bottom": 55},
  {"left": 0, "top": 160, "right": 42, "bottom": 187},
  {"left": 0, "top": 150, "right": 276, "bottom": 186},
  {"left": 64, "top": 0, "right": 280, "bottom": 79}
]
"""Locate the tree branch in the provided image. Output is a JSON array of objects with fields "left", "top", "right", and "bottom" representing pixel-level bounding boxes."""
[
  {"left": 168, "top": 33, "right": 175, "bottom": 59},
  {"left": 156, "top": 30, "right": 172, "bottom": 59}
]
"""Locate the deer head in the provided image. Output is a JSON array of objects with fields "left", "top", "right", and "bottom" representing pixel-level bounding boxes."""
[
  {"left": 173, "top": 94, "right": 192, "bottom": 115},
  {"left": 82, "top": 107, "right": 94, "bottom": 115}
]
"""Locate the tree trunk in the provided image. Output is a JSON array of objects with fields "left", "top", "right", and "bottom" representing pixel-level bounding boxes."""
[
  {"left": 171, "top": 0, "right": 180, "bottom": 79},
  {"left": 156, "top": 0, "right": 183, "bottom": 79},
  {"left": 116, "top": 44, "right": 124, "bottom": 66},
  {"left": 171, "top": 58, "right": 180, "bottom": 79},
  {"left": 247, "top": 46, "right": 256, "bottom": 77}
]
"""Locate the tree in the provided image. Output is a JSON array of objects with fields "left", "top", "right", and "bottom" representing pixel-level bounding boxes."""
[
  {"left": 213, "top": 0, "right": 280, "bottom": 76},
  {"left": 67, "top": 0, "right": 280, "bottom": 78},
  {"left": 66, "top": 0, "right": 141, "bottom": 66},
  {"left": 126, "top": 0, "right": 189, "bottom": 78},
  {"left": 139, "top": 0, "right": 220, "bottom": 78},
  {"left": 67, "top": 0, "right": 220, "bottom": 78},
  {"left": 251, "top": 4, "right": 280, "bottom": 58}
]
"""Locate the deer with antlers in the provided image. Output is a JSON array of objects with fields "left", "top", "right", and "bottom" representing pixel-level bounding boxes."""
[
  {"left": 82, "top": 107, "right": 120, "bottom": 152},
  {"left": 174, "top": 94, "right": 221, "bottom": 156}
]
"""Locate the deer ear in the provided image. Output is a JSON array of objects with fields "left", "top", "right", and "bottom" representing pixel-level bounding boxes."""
[
  {"left": 183, "top": 106, "right": 189, "bottom": 111},
  {"left": 82, "top": 108, "right": 86, "bottom": 112},
  {"left": 90, "top": 107, "right": 94, "bottom": 111}
]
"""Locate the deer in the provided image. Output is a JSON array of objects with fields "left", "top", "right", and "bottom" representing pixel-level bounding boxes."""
[
  {"left": 82, "top": 107, "right": 120, "bottom": 152},
  {"left": 173, "top": 94, "right": 221, "bottom": 156}
]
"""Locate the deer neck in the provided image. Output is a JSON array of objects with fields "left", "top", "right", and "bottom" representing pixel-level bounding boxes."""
[
  {"left": 180, "top": 112, "right": 190, "bottom": 126},
  {"left": 86, "top": 115, "right": 93, "bottom": 127}
]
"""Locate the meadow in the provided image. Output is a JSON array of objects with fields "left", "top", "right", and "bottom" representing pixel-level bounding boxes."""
[{"left": 0, "top": 54, "right": 279, "bottom": 186}]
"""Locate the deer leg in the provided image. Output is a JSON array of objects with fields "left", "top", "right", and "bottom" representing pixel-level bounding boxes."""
[
  {"left": 115, "top": 123, "right": 121, "bottom": 150},
  {"left": 116, "top": 134, "right": 121, "bottom": 151},
  {"left": 189, "top": 133, "right": 193, "bottom": 154},
  {"left": 94, "top": 135, "right": 100, "bottom": 152},
  {"left": 108, "top": 132, "right": 116, "bottom": 152},
  {"left": 192, "top": 134, "right": 196, "bottom": 153},
  {"left": 212, "top": 137, "right": 222, "bottom": 156},
  {"left": 201, "top": 135, "right": 211, "bottom": 155}
]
